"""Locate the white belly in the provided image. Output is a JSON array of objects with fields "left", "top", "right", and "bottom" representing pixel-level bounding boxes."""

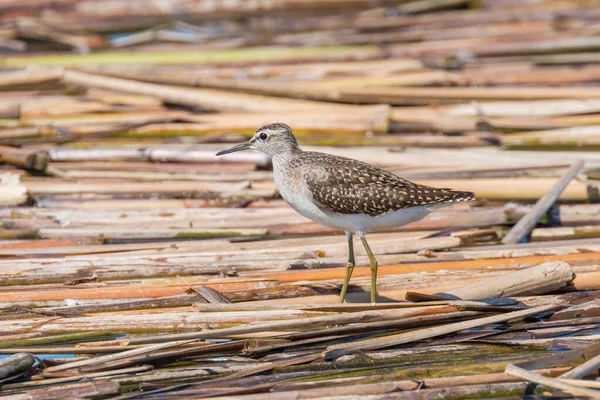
[
  {"left": 327, "top": 206, "right": 432, "bottom": 233},
  {"left": 274, "top": 168, "right": 433, "bottom": 234}
]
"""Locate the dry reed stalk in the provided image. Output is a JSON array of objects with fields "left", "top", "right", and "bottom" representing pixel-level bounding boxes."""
[
  {"left": 0, "top": 346, "right": 147, "bottom": 354},
  {"left": 468, "top": 64, "right": 600, "bottom": 85},
  {"left": 0, "top": 145, "right": 48, "bottom": 172},
  {"left": 125, "top": 305, "right": 458, "bottom": 345},
  {"left": 551, "top": 299, "right": 600, "bottom": 321},
  {"left": 560, "top": 379, "right": 600, "bottom": 389},
  {"left": 0, "top": 353, "right": 36, "bottom": 380},
  {"left": 0, "top": 67, "right": 63, "bottom": 88},
  {"left": 475, "top": 36, "right": 600, "bottom": 58},
  {"left": 3, "top": 204, "right": 524, "bottom": 232},
  {"left": 260, "top": 251, "right": 600, "bottom": 284},
  {"left": 560, "top": 352, "right": 600, "bottom": 379},
  {"left": 62, "top": 70, "right": 390, "bottom": 129},
  {"left": 264, "top": 368, "right": 570, "bottom": 399},
  {"left": 0, "top": 184, "right": 28, "bottom": 206},
  {"left": 109, "top": 69, "right": 461, "bottom": 100},
  {"left": 277, "top": 20, "right": 549, "bottom": 46},
  {"left": 398, "top": 99, "right": 600, "bottom": 119},
  {"left": 166, "top": 58, "right": 424, "bottom": 80},
  {"left": 320, "top": 270, "right": 600, "bottom": 303},
  {"left": 505, "top": 364, "right": 600, "bottom": 398},
  {"left": 41, "top": 294, "right": 200, "bottom": 315},
  {"left": 0, "top": 103, "right": 19, "bottom": 119},
  {"left": 0, "top": 279, "right": 280, "bottom": 302},
  {"left": 33, "top": 198, "right": 250, "bottom": 210},
  {"left": 429, "top": 261, "right": 575, "bottom": 300},
  {"left": 175, "top": 109, "right": 390, "bottom": 134},
  {"left": 192, "top": 302, "right": 454, "bottom": 313},
  {"left": 532, "top": 225, "right": 600, "bottom": 241},
  {"left": 50, "top": 160, "right": 258, "bottom": 173},
  {"left": 341, "top": 86, "right": 600, "bottom": 104},
  {"left": 503, "top": 125, "right": 600, "bottom": 147},
  {"left": 6, "top": 0, "right": 393, "bottom": 22},
  {"left": 22, "top": 109, "right": 190, "bottom": 128},
  {"left": 502, "top": 160, "right": 584, "bottom": 244},
  {"left": 37, "top": 227, "right": 267, "bottom": 240},
  {"left": 0, "top": 380, "right": 120, "bottom": 400},
  {"left": 323, "top": 304, "right": 560, "bottom": 359},
  {"left": 2, "top": 366, "right": 152, "bottom": 391},
  {"left": 23, "top": 179, "right": 276, "bottom": 196},
  {"left": 19, "top": 99, "right": 143, "bottom": 118},
  {"left": 39, "top": 309, "right": 460, "bottom": 372},
  {"left": 414, "top": 177, "right": 592, "bottom": 201}
]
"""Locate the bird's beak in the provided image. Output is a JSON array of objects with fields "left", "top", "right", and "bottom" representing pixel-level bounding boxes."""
[{"left": 215, "top": 141, "right": 252, "bottom": 156}]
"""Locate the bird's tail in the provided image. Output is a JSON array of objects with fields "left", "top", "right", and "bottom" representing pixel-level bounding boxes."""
[
  {"left": 427, "top": 189, "right": 475, "bottom": 210},
  {"left": 447, "top": 190, "right": 476, "bottom": 204}
]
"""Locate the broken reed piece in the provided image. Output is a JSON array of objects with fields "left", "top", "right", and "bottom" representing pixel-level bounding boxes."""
[
  {"left": 0, "top": 145, "right": 49, "bottom": 172},
  {"left": 505, "top": 364, "right": 600, "bottom": 399},
  {"left": 428, "top": 261, "right": 575, "bottom": 301},
  {"left": 502, "top": 160, "right": 585, "bottom": 244}
]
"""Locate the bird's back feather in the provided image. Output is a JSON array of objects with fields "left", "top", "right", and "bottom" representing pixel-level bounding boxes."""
[{"left": 298, "top": 152, "right": 475, "bottom": 216}]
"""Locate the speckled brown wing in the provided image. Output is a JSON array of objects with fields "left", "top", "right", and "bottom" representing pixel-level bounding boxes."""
[{"left": 301, "top": 152, "right": 475, "bottom": 217}]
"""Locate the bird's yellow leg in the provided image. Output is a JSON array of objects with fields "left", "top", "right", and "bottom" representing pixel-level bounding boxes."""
[
  {"left": 359, "top": 233, "right": 378, "bottom": 304},
  {"left": 339, "top": 231, "right": 355, "bottom": 303}
]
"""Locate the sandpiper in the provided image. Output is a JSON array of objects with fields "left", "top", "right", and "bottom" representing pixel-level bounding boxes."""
[{"left": 216, "top": 123, "right": 475, "bottom": 303}]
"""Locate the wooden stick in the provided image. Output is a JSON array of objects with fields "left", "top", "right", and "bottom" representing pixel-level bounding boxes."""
[
  {"left": 502, "top": 160, "right": 584, "bottom": 244},
  {"left": 505, "top": 364, "right": 600, "bottom": 399}
]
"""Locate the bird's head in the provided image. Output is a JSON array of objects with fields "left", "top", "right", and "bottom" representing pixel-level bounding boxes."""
[{"left": 216, "top": 123, "right": 299, "bottom": 157}]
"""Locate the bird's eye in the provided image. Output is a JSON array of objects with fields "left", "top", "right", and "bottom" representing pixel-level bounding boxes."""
[{"left": 259, "top": 132, "right": 268, "bottom": 141}]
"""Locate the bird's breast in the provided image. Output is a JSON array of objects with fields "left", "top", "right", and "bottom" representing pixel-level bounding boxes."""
[{"left": 273, "top": 166, "right": 334, "bottom": 227}]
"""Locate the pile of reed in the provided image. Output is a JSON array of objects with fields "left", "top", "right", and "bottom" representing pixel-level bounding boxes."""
[{"left": 3, "top": 0, "right": 600, "bottom": 398}]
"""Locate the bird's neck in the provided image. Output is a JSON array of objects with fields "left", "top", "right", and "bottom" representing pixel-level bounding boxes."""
[{"left": 272, "top": 148, "right": 301, "bottom": 170}]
